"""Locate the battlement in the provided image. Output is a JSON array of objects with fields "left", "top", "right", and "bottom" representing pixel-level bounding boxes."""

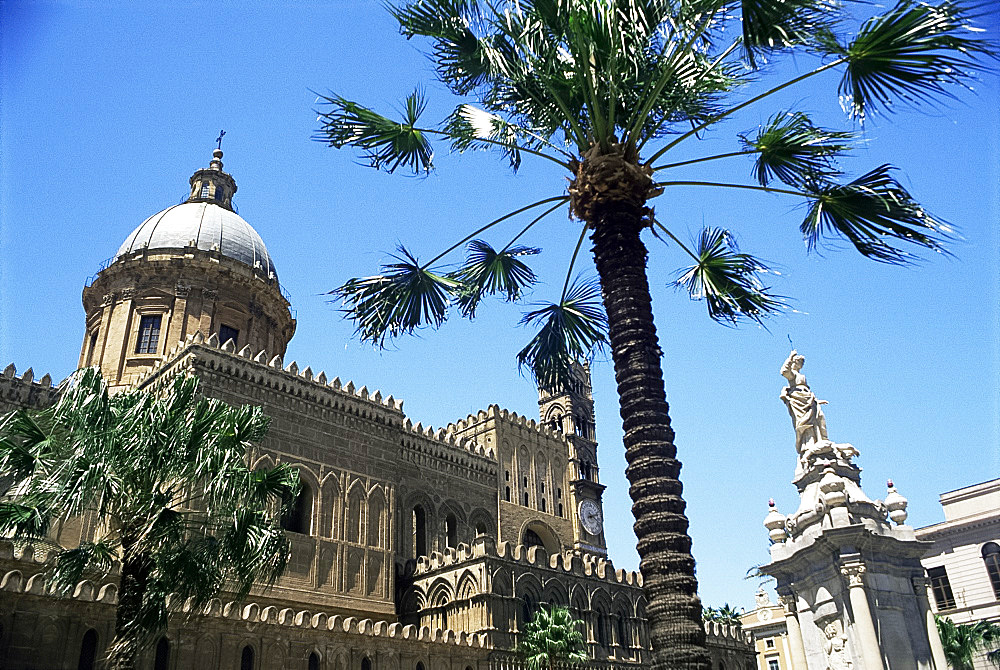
[
  {"left": 446, "top": 404, "right": 569, "bottom": 443},
  {"left": 0, "top": 364, "right": 61, "bottom": 413},
  {"left": 414, "top": 536, "right": 643, "bottom": 588},
  {"left": 135, "top": 331, "right": 405, "bottom": 419},
  {"left": 703, "top": 620, "right": 753, "bottom": 645},
  {"left": 0, "top": 539, "right": 486, "bottom": 649}
]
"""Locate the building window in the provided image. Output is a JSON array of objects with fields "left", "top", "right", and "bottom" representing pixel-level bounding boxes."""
[
  {"left": 78, "top": 629, "right": 98, "bottom": 670},
  {"left": 505, "top": 470, "right": 510, "bottom": 481},
  {"left": 308, "top": 652, "right": 320, "bottom": 670},
  {"left": 523, "top": 491, "right": 529, "bottom": 506},
  {"left": 540, "top": 498, "right": 547, "bottom": 513},
  {"left": 154, "top": 637, "right": 170, "bottom": 670},
  {"left": 281, "top": 478, "right": 312, "bottom": 535},
  {"left": 219, "top": 324, "right": 239, "bottom": 347},
  {"left": 928, "top": 566, "right": 957, "bottom": 610},
  {"left": 983, "top": 542, "right": 1000, "bottom": 599},
  {"left": 766, "top": 638, "right": 775, "bottom": 649},
  {"left": 201, "top": 184, "right": 211, "bottom": 198},
  {"left": 361, "top": 658, "right": 372, "bottom": 670},
  {"left": 413, "top": 505, "right": 426, "bottom": 557},
  {"left": 86, "top": 331, "right": 99, "bottom": 366},
  {"left": 505, "top": 486, "right": 511, "bottom": 502},
  {"left": 558, "top": 503, "right": 563, "bottom": 517},
  {"left": 215, "top": 187, "right": 225, "bottom": 202},
  {"left": 446, "top": 514, "right": 457, "bottom": 549},
  {"left": 135, "top": 314, "right": 161, "bottom": 354},
  {"left": 767, "top": 659, "right": 780, "bottom": 670},
  {"left": 557, "top": 487, "right": 562, "bottom": 499}
]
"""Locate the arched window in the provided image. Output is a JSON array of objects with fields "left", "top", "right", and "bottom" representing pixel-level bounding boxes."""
[
  {"left": 367, "top": 490, "right": 385, "bottom": 547},
  {"left": 446, "top": 514, "right": 458, "bottom": 549},
  {"left": 505, "top": 486, "right": 511, "bottom": 502},
  {"left": 308, "top": 651, "right": 320, "bottom": 670},
  {"left": 154, "top": 637, "right": 170, "bottom": 670},
  {"left": 413, "top": 505, "right": 427, "bottom": 557},
  {"left": 241, "top": 646, "right": 254, "bottom": 670},
  {"left": 522, "top": 595, "right": 536, "bottom": 625},
  {"left": 558, "top": 503, "right": 564, "bottom": 517},
  {"left": 523, "top": 491, "right": 529, "bottom": 506},
  {"left": 617, "top": 614, "right": 629, "bottom": 650},
  {"left": 361, "top": 657, "right": 372, "bottom": 670},
  {"left": 524, "top": 528, "right": 544, "bottom": 549},
  {"left": 78, "top": 629, "right": 98, "bottom": 670},
  {"left": 596, "top": 612, "right": 609, "bottom": 648},
  {"left": 346, "top": 487, "right": 365, "bottom": 543},
  {"left": 541, "top": 498, "right": 547, "bottom": 513},
  {"left": 201, "top": 184, "right": 211, "bottom": 198},
  {"left": 983, "top": 542, "right": 1000, "bottom": 598},
  {"left": 417, "top": 662, "right": 426, "bottom": 670},
  {"left": 476, "top": 521, "right": 487, "bottom": 536},
  {"left": 282, "top": 479, "right": 313, "bottom": 535}
]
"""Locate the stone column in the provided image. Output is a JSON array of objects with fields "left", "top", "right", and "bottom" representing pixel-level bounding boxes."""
[
  {"left": 778, "top": 592, "right": 809, "bottom": 670},
  {"left": 842, "top": 563, "right": 886, "bottom": 670},
  {"left": 913, "top": 575, "right": 948, "bottom": 670}
]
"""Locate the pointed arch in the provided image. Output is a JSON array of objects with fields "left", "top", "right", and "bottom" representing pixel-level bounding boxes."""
[
  {"left": 367, "top": 486, "right": 386, "bottom": 548},
  {"left": 345, "top": 480, "right": 366, "bottom": 544},
  {"left": 456, "top": 570, "right": 480, "bottom": 600},
  {"left": 320, "top": 472, "right": 341, "bottom": 539}
]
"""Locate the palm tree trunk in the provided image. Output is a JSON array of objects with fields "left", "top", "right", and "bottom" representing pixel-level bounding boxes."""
[
  {"left": 113, "top": 541, "right": 153, "bottom": 670},
  {"left": 589, "top": 202, "right": 709, "bottom": 670}
]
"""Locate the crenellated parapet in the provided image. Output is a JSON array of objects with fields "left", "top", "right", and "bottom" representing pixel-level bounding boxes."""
[
  {"left": 447, "top": 404, "right": 570, "bottom": 444},
  {"left": 0, "top": 364, "right": 61, "bottom": 414},
  {"left": 414, "top": 537, "right": 643, "bottom": 588},
  {"left": 133, "top": 331, "right": 404, "bottom": 422},
  {"left": 0, "top": 538, "right": 486, "bottom": 649}
]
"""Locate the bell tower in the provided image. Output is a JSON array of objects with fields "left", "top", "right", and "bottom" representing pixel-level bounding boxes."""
[{"left": 538, "top": 362, "right": 607, "bottom": 555}]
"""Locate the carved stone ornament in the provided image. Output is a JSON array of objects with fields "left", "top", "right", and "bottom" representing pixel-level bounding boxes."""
[
  {"left": 777, "top": 593, "right": 797, "bottom": 615},
  {"left": 175, "top": 282, "right": 191, "bottom": 297},
  {"left": 823, "top": 619, "right": 852, "bottom": 670},
  {"left": 120, "top": 287, "right": 135, "bottom": 300},
  {"left": 203, "top": 289, "right": 218, "bottom": 302},
  {"left": 100, "top": 293, "right": 115, "bottom": 307},
  {"left": 841, "top": 563, "right": 867, "bottom": 587}
]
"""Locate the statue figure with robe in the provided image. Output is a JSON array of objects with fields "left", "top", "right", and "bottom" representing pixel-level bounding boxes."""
[{"left": 780, "top": 350, "right": 830, "bottom": 454}]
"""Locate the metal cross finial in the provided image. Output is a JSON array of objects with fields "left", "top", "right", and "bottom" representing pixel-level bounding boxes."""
[{"left": 216, "top": 130, "right": 226, "bottom": 150}]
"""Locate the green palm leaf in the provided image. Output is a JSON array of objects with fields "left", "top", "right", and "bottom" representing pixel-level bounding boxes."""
[
  {"left": 517, "top": 277, "right": 607, "bottom": 389},
  {"left": 451, "top": 239, "right": 540, "bottom": 317},
  {"left": 675, "top": 227, "right": 785, "bottom": 325},
  {"left": 839, "top": 0, "right": 995, "bottom": 120},
  {"left": 741, "top": 111, "right": 854, "bottom": 187},
  {"left": 739, "top": 0, "right": 842, "bottom": 66},
  {"left": 332, "top": 246, "right": 459, "bottom": 346},
  {"left": 801, "top": 164, "right": 954, "bottom": 264},
  {"left": 315, "top": 89, "right": 434, "bottom": 173},
  {"left": 445, "top": 104, "right": 526, "bottom": 170}
]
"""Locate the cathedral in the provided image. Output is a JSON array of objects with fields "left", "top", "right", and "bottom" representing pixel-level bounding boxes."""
[{"left": 0, "top": 150, "right": 754, "bottom": 669}]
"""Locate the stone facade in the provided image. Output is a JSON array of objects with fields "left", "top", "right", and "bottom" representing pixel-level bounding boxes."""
[
  {"left": 916, "top": 478, "right": 1000, "bottom": 670},
  {"left": 0, "top": 151, "right": 757, "bottom": 669},
  {"left": 740, "top": 590, "right": 795, "bottom": 670}
]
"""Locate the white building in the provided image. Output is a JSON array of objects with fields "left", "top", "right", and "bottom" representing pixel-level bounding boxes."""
[{"left": 917, "top": 478, "right": 1000, "bottom": 669}]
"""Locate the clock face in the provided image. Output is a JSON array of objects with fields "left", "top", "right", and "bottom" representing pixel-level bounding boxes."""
[{"left": 579, "top": 499, "right": 603, "bottom": 536}]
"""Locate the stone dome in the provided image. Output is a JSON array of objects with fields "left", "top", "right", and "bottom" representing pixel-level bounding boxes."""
[{"left": 115, "top": 201, "right": 277, "bottom": 279}]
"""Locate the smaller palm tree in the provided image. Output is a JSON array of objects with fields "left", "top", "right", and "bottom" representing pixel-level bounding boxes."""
[
  {"left": 936, "top": 616, "right": 1000, "bottom": 670},
  {"left": 0, "top": 368, "right": 300, "bottom": 670},
  {"left": 703, "top": 603, "right": 742, "bottom": 626},
  {"left": 519, "top": 605, "right": 589, "bottom": 670}
]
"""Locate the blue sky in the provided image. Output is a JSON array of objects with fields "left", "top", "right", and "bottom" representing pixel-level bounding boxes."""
[{"left": 2, "top": 1, "right": 998, "bottom": 611}]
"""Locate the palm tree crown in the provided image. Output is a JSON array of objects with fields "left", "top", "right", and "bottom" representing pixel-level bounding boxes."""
[
  {"left": 0, "top": 368, "right": 300, "bottom": 669},
  {"left": 314, "top": 1, "right": 995, "bottom": 667},
  {"left": 937, "top": 616, "right": 1000, "bottom": 670},
  {"left": 518, "top": 605, "right": 590, "bottom": 670}
]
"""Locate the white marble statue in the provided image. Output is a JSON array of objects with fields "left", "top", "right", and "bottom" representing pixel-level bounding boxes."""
[
  {"left": 780, "top": 351, "right": 858, "bottom": 471},
  {"left": 823, "top": 620, "right": 852, "bottom": 670}
]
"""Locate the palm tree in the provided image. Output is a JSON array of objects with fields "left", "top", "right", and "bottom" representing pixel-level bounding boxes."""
[
  {"left": 937, "top": 617, "right": 1000, "bottom": 670},
  {"left": 519, "top": 605, "right": 589, "bottom": 670},
  {"left": 314, "top": 1, "right": 994, "bottom": 667},
  {"left": 0, "top": 368, "right": 300, "bottom": 670},
  {"left": 703, "top": 604, "right": 742, "bottom": 626}
]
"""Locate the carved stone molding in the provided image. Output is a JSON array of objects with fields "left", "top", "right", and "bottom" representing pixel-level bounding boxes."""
[
  {"left": 203, "top": 289, "right": 219, "bottom": 302},
  {"left": 175, "top": 282, "right": 191, "bottom": 297},
  {"left": 841, "top": 562, "right": 867, "bottom": 587}
]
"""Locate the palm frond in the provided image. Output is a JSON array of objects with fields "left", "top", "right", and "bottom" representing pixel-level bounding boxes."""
[
  {"left": 332, "top": 246, "right": 459, "bottom": 346},
  {"left": 740, "top": 111, "right": 854, "bottom": 187},
  {"left": 450, "top": 240, "right": 540, "bottom": 318},
  {"left": 444, "top": 104, "right": 525, "bottom": 170},
  {"left": 674, "top": 228, "right": 785, "bottom": 325},
  {"left": 49, "top": 541, "right": 116, "bottom": 595},
  {"left": 740, "top": 0, "right": 843, "bottom": 66},
  {"left": 314, "top": 89, "right": 434, "bottom": 174},
  {"left": 517, "top": 278, "right": 607, "bottom": 390},
  {"left": 801, "top": 165, "right": 955, "bottom": 264},
  {"left": 839, "top": 0, "right": 996, "bottom": 120},
  {"left": 389, "top": 0, "right": 495, "bottom": 96}
]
